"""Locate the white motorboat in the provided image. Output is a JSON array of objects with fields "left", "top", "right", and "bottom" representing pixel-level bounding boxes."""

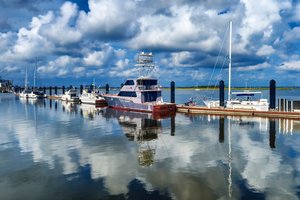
[
  {"left": 80, "top": 89, "right": 106, "bottom": 105},
  {"left": 61, "top": 88, "right": 80, "bottom": 102}
]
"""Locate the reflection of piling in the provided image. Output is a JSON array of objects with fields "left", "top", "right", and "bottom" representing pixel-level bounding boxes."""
[
  {"left": 219, "top": 116, "right": 224, "bottom": 143},
  {"left": 219, "top": 80, "right": 225, "bottom": 107},
  {"left": 50, "top": 99, "right": 52, "bottom": 109},
  {"left": 171, "top": 115, "right": 175, "bottom": 136},
  {"left": 55, "top": 101, "right": 57, "bottom": 110},
  {"left": 269, "top": 119, "right": 276, "bottom": 149},
  {"left": 106, "top": 84, "right": 109, "bottom": 94},
  {"left": 171, "top": 81, "right": 175, "bottom": 103},
  {"left": 80, "top": 85, "right": 83, "bottom": 95},
  {"left": 270, "top": 80, "right": 276, "bottom": 110}
]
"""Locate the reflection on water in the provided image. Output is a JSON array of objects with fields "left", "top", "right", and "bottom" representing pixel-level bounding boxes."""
[{"left": 0, "top": 93, "right": 300, "bottom": 200}]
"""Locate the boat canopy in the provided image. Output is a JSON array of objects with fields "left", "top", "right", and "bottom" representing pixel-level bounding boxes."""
[{"left": 232, "top": 91, "right": 262, "bottom": 96}]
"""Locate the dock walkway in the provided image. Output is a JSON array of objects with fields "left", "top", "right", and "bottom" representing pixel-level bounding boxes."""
[{"left": 176, "top": 105, "right": 300, "bottom": 120}]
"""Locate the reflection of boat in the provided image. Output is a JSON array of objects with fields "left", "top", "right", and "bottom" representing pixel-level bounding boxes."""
[
  {"left": 61, "top": 101, "right": 78, "bottom": 113},
  {"left": 103, "top": 108, "right": 163, "bottom": 166},
  {"left": 103, "top": 52, "right": 176, "bottom": 114},
  {"left": 80, "top": 103, "right": 105, "bottom": 120},
  {"left": 61, "top": 88, "right": 80, "bottom": 102},
  {"left": 80, "top": 89, "right": 106, "bottom": 105}
]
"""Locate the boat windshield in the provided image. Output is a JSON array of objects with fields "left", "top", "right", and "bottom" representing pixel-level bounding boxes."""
[
  {"left": 142, "top": 91, "right": 161, "bottom": 102},
  {"left": 137, "top": 79, "right": 157, "bottom": 86}
]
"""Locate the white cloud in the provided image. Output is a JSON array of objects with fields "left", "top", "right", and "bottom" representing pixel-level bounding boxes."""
[
  {"left": 277, "top": 61, "right": 300, "bottom": 72},
  {"left": 77, "top": 0, "right": 139, "bottom": 39},
  {"left": 236, "top": 62, "right": 270, "bottom": 71},
  {"left": 38, "top": 55, "right": 81, "bottom": 77},
  {"left": 83, "top": 45, "right": 114, "bottom": 67},
  {"left": 256, "top": 45, "right": 275, "bottom": 56},
  {"left": 128, "top": 5, "right": 222, "bottom": 52},
  {"left": 238, "top": 0, "right": 290, "bottom": 47},
  {"left": 41, "top": 2, "right": 82, "bottom": 45}
]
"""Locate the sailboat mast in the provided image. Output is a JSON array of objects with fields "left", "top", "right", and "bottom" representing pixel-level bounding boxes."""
[
  {"left": 34, "top": 66, "right": 36, "bottom": 89},
  {"left": 25, "top": 66, "right": 28, "bottom": 89},
  {"left": 228, "top": 21, "right": 232, "bottom": 101}
]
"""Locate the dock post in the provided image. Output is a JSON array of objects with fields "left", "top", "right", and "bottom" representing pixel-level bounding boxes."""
[
  {"left": 219, "top": 117, "right": 224, "bottom": 143},
  {"left": 219, "top": 80, "right": 225, "bottom": 107},
  {"left": 62, "top": 86, "right": 65, "bottom": 94},
  {"left": 270, "top": 80, "right": 276, "bottom": 110},
  {"left": 54, "top": 86, "right": 57, "bottom": 95},
  {"left": 269, "top": 119, "right": 276, "bottom": 148},
  {"left": 80, "top": 85, "right": 83, "bottom": 95},
  {"left": 106, "top": 84, "right": 109, "bottom": 94},
  {"left": 170, "top": 81, "right": 175, "bottom": 103},
  {"left": 43, "top": 87, "right": 46, "bottom": 94},
  {"left": 49, "top": 86, "right": 52, "bottom": 96}
]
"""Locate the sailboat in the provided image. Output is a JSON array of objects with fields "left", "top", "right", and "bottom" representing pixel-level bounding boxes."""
[
  {"left": 19, "top": 67, "right": 31, "bottom": 98},
  {"left": 27, "top": 64, "right": 45, "bottom": 99},
  {"left": 204, "top": 21, "right": 269, "bottom": 111}
]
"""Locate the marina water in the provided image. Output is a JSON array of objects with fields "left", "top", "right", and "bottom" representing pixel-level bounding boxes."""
[{"left": 0, "top": 90, "right": 300, "bottom": 200}]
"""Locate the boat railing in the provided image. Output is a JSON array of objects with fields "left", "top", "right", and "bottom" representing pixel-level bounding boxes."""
[{"left": 137, "top": 85, "right": 161, "bottom": 90}]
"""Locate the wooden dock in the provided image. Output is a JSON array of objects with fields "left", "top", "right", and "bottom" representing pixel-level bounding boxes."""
[{"left": 176, "top": 105, "right": 300, "bottom": 120}]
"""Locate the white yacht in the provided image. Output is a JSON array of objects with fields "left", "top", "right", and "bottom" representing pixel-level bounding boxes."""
[
  {"left": 226, "top": 91, "right": 269, "bottom": 111},
  {"left": 103, "top": 52, "right": 176, "bottom": 113},
  {"left": 61, "top": 88, "right": 80, "bottom": 102}
]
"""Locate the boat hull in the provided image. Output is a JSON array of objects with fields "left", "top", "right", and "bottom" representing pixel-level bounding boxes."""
[
  {"left": 80, "top": 98, "right": 107, "bottom": 106},
  {"left": 103, "top": 95, "right": 176, "bottom": 113}
]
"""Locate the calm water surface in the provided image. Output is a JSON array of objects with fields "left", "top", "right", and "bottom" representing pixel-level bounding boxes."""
[{"left": 0, "top": 91, "right": 300, "bottom": 200}]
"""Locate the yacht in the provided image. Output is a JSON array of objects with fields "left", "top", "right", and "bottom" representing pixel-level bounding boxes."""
[
  {"left": 103, "top": 52, "right": 176, "bottom": 113},
  {"left": 61, "top": 88, "right": 80, "bottom": 102},
  {"left": 226, "top": 91, "right": 269, "bottom": 111},
  {"left": 80, "top": 89, "right": 106, "bottom": 105}
]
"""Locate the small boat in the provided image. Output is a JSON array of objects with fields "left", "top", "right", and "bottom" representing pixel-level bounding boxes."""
[
  {"left": 61, "top": 88, "right": 80, "bottom": 102},
  {"left": 103, "top": 52, "right": 176, "bottom": 114},
  {"left": 80, "top": 89, "right": 106, "bottom": 105}
]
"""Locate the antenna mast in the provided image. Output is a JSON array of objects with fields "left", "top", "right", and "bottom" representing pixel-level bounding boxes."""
[{"left": 135, "top": 52, "right": 155, "bottom": 77}]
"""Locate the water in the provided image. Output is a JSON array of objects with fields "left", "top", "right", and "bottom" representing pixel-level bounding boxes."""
[{"left": 0, "top": 91, "right": 300, "bottom": 200}]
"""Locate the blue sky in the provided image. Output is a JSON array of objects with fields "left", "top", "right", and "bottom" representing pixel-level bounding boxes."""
[{"left": 0, "top": 0, "right": 300, "bottom": 87}]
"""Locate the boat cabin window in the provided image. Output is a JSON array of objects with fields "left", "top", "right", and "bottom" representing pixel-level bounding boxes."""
[
  {"left": 137, "top": 79, "right": 157, "bottom": 86},
  {"left": 124, "top": 80, "right": 135, "bottom": 85},
  {"left": 142, "top": 91, "right": 161, "bottom": 102},
  {"left": 118, "top": 91, "right": 137, "bottom": 97}
]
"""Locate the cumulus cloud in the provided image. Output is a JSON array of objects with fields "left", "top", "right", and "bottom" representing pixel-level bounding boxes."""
[
  {"left": 128, "top": 5, "right": 222, "bottom": 52},
  {"left": 256, "top": 45, "right": 275, "bottom": 56},
  {"left": 0, "top": 0, "right": 299, "bottom": 86},
  {"left": 277, "top": 61, "right": 300, "bottom": 72},
  {"left": 41, "top": 2, "right": 82, "bottom": 45},
  {"left": 77, "top": 0, "right": 140, "bottom": 40}
]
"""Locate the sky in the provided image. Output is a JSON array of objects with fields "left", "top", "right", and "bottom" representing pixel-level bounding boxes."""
[{"left": 0, "top": 0, "right": 300, "bottom": 87}]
